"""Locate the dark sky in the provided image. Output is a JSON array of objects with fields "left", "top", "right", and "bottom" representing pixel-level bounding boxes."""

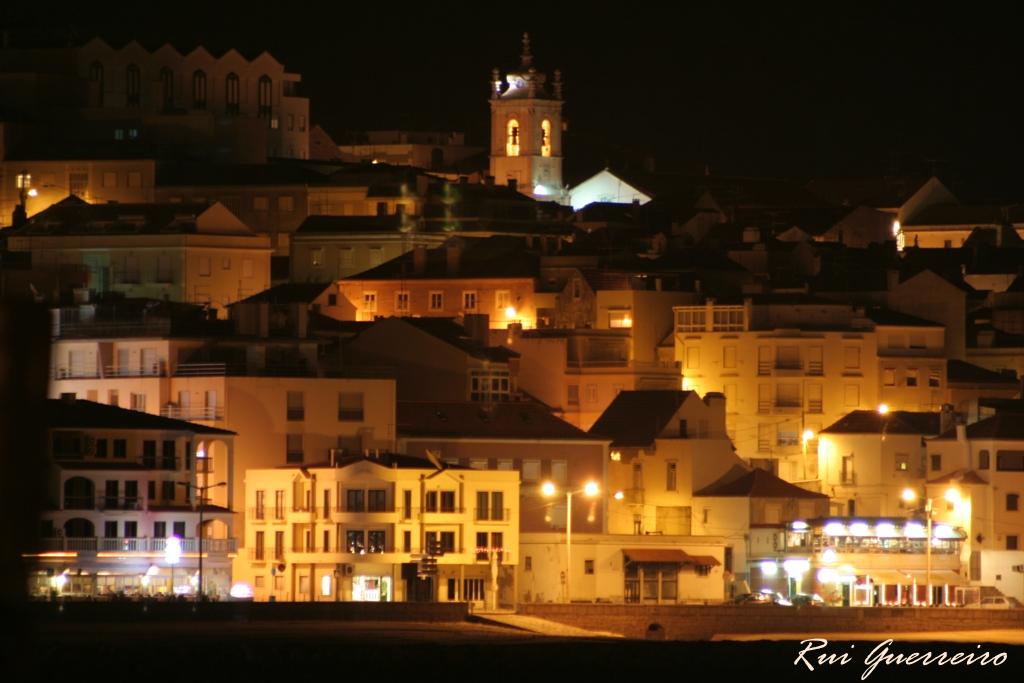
[{"left": 4, "top": 5, "right": 1024, "bottom": 193}]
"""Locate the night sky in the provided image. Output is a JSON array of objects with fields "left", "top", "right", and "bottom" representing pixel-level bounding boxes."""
[{"left": 3, "top": 5, "right": 1023, "bottom": 195}]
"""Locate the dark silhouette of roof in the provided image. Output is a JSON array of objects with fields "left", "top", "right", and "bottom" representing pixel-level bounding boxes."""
[
  {"left": 821, "top": 410, "right": 941, "bottom": 435},
  {"left": 291, "top": 452, "right": 471, "bottom": 471},
  {"left": 933, "top": 413, "right": 1024, "bottom": 441},
  {"left": 927, "top": 469, "right": 989, "bottom": 486},
  {"left": 233, "top": 283, "right": 331, "bottom": 305},
  {"left": 947, "top": 359, "right": 1018, "bottom": 385},
  {"left": 588, "top": 390, "right": 696, "bottom": 447},
  {"left": 694, "top": 468, "right": 828, "bottom": 499},
  {"left": 346, "top": 236, "right": 539, "bottom": 280},
  {"left": 397, "top": 401, "right": 597, "bottom": 440},
  {"left": 44, "top": 398, "right": 234, "bottom": 435}
]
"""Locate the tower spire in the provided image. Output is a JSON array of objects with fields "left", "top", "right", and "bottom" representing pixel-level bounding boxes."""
[{"left": 520, "top": 32, "right": 533, "bottom": 68}]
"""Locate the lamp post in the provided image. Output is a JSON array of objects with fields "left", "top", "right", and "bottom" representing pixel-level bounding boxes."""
[
  {"left": 902, "top": 487, "right": 959, "bottom": 606},
  {"left": 542, "top": 480, "right": 601, "bottom": 603},
  {"left": 178, "top": 480, "right": 226, "bottom": 600}
]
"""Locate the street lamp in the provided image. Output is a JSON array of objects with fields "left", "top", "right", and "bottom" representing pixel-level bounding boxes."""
[
  {"left": 541, "top": 480, "right": 601, "bottom": 603},
  {"left": 178, "top": 480, "right": 226, "bottom": 601},
  {"left": 902, "top": 487, "right": 959, "bottom": 606}
]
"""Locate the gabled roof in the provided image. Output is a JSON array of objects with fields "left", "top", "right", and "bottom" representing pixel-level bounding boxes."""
[
  {"left": 588, "top": 390, "right": 696, "bottom": 447},
  {"left": 932, "top": 413, "right": 1024, "bottom": 441},
  {"left": 232, "top": 283, "right": 331, "bottom": 306},
  {"left": 806, "top": 176, "right": 931, "bottom": 209},
  {"left": 694, "top": 468, "right": 828, "bottom": 499},
  {"left": 927, "top": 469, "right": 989, "bottom": 486},
  {"left": 821, "top": 410, "right": 941, "bottom": 436},
  {"left": 397, "top": 401, "right": 598, "bottom": 440},
  {"left": 293, "top": 452, "right": 470, "bottom": 471},
  {"left": 350, "top": 317, "right": 518, "bottom": 363},
  {"left": 947, "top": 359, "right": 1019, "bottom": 386},
  {"left": 44, "top": 398, "right": 234, "bottom": 435},
  {"left": 294, "top": 214, "right": 408, "bottom": 235}
]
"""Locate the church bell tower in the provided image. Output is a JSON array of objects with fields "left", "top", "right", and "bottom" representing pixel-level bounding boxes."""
[{"left": 489, "top": 33, "right": 565, "bottom": 202}]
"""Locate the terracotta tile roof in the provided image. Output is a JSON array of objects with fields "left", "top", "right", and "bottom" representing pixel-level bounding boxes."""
[
  {"left": 932, "top": 413, "right": 1024, "bottom": 441},
  {"left": 45, "top": 398, "right": 234, "bottom": 435},
  {"left": 623, "top": 548, "right": 720, "bottom": 566},
  {"left": 694, "top": 468, "right": 827, "bottom": 499}
]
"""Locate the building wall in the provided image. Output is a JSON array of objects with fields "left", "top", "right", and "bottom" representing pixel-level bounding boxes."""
[
  {"left": 888, "top": 271, "right": 966, "bottom": 360},
  {"left": 568, "top": 170, "right": 651, "bottom": 210},
  {"left": 817, "top": 432, "right": 929, "bottom": 517},
  {"left": 519, "top": 532, "right": 726, "bottom": 604}
]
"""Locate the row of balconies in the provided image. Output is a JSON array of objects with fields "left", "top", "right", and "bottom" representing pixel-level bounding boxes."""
[
  {"left": 247, "top": 546, "right": 507, "bottom": 563},
  {"left": 248, "top": 507, "right": 511, "bottom": 522},
  {"left": 38, "top": 536, "right": 237, "bottom": 553},
  {"left": 62, "top": 494, "right": 218, "bottom": 511},
  {"left": 756, "top": 400, "right": 824, "bottom": 414},
  {"left": 52, "top": 362, "right": 166, "bottom": 380},
  {"left": 756, "top": 360, "right": 824, "bottom": 376}
]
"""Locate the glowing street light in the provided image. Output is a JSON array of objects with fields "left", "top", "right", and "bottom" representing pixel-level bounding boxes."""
[
  {"left": 542, "top": 480, "right": 600, "bottom": 603},
  {"left": 900, "top": 486, "right": 961, "bottom": 606},
  {"left": 877, "top": 404, "right": 890, "bottom": 415}
]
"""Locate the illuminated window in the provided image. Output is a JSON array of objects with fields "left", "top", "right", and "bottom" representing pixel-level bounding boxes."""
[
  {"left": 395, "top": 291, "right": 410, "bottom": 312},
  {"left": 159, "top": 67, "right": 174, "bottom": 110},
  {"left": 609, "top": 310, "right": 633, "bottom": 328},
  {"left": 363, "top": 292, "right": 377, "bottom": 314},
  {"left": 429, "top": 291, "right": 444, "bottom": 311},
  {"left": 310, "top": 248, "right": 324, "bottom": 268},
  {"left": 225, "top": 73, "right": 240, "bottom": 115},
  {"left": 495, "top": 290, "right": 511, "bottom": 311},
  {"left": 541, "top": 119, "right": 552, "bottom": 157},
  {"left": 883, "top": 368, "right": 896, "bottom": 386},
  {"left": 462, "top": 291, "right": 477, "bottom": 311},
  {"left": 506, "top": 119, "right": 520, "bottom": 156}
]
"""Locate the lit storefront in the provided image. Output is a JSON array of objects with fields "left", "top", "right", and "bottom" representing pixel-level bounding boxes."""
[
  {"left": 352, "top": 575, "right": 392, "bottom": 602},
  {"left": 779, "top": 518, "right": 967, "bottom": 606}
]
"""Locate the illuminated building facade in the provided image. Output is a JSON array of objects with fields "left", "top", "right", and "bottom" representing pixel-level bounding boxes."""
[
  {"left": 762, "top": 517, "right": 968, "bottom": 607},
  {"left": 240, "top": 453, "right": 519, "bottom": 605},
  {"left": 28, "top": 397, "right": 237, "bottom": 599}
]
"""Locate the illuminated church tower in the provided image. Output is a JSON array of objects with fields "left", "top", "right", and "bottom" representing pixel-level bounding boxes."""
[{"left": 489, "top": 34, "right": 565, "bottom": 202}]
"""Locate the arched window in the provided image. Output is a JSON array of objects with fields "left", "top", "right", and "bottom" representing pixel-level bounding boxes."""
[
  {"left": 126, "top": 64, "right": 140, "bottom": 106},
  {"left": 506, "top": 119, "right": 520, "bottom": 157},
  {"left": 540, "top": 119, "right": 552, "bottom": 157},
  {"left": 89, "top": 61, "right": 104, "bottom": 107},
  {"left": 160, "top": 67, "right": 174, "bottom": 110},
  {"left": 257, "top": 75, "right": 272, "bottom": 118},
  {"left": 192, "top": 70, "right": 207, "bottom": 109},
  {"left": 225, "top": 73, "right": 240, "bottom": 115}
]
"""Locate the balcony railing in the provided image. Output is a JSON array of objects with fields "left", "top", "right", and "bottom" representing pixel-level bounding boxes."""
[
  {"left": 757, "top": 361, "right": 771, "bottom": 375},
  {"left": 337, "top": 503, "right": 396, "bottom": 514},
  {"left": 807, "top": 400, "right": 823, "bottom": 414},
  {"left": 97, "top": 496, "right": 143, "bottom": 511},
  {"left": 38, "top": 536, "right": 237, "bottom": 553},
  {"left": 807, "top": 361, "right": 823, "bottom": 376},
  {"left": 161, "top": 405, "right": 224, "bottom": 421},
  {"left": 774, "top": 360, "right": 803, "bottom": 371},
  {"left": 757, "top": 400, "right": 771, "bottom": 414},
  {"left": 104, "top": 362, "right": 165, "bottom": 378}
]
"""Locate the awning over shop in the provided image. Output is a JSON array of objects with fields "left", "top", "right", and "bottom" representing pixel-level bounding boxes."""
[
  {"left": 623, "top": 549, "right": 721, "bottom": 566},
  {"left": 865, "top": 570, "right": 966, "bottom": 585}
]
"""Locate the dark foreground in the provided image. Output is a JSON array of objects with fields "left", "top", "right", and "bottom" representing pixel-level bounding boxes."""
[{"left": 7, "top": 618, "right": 1024, "bottom": 682}]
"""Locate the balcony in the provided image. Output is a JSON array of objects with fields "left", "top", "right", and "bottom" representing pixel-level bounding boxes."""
[
  {"left": 55, "top": 319, "right": 172, "bottom": 339},
  {"left": 38, "top": 536, "right": 237, "bottom": 554},
  {"left": 774, "top": 360, "right": 803, "bottom": 372},
  {"left": 97, "top": 496, "right": 143, "bottom": 511},
  {"left": 161, "top": 405, "right": 224, "bottom": 421},
  {"left": 807, "top": 399, "right": 823, "bottom": 414},
  {"left": 104, "top": 362, "right": 165, "bottom": 378},
  {"left": 807, "top": 360, "right": 823, "bottom": 376}
]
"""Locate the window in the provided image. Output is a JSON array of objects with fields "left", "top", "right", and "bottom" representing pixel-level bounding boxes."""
[
  {"left": 440, "top": 491, "right": 456, "bottom": 513},
  {"left": 104, "top": 521, "right": 117, "bottom": 538},
  {"left": 199, "top": 256, "right": 211, "bottom": 276},
  {"left": 258, "top": 75, "right": 272, "bottom": 118},
  {"left": 154, "top": 521, "right": 167, "bottom": 538},
  {"left": 931, "top": 454, "right": 942, "bottom": 471},
  {"left": 131, "top": 393, "right": 146, "bottom": 412},
  {"left": 906, "top": 370, "right": 918, "bottom": 387},
  {"left": 685, "top": 347, "right": 700, "bottom": 370},
  {"left": 979, "top": 450, "right": 990, "bottom": 470},
  {"left": 429, "top": 291, "right": 444, "bottom": 311},
  {"left": 96, "top": 439, "right": 108, "bottom": 458},
  {"left": 338, "top": 393, "right": 364, "bottom": 421},
  {"left": 225, "top": 73, "right": 240, "bottom": 115},
  {"left": 462, "top": 291, "right": 477, "bottom": 311},
  {"left": 929, "top": 371, "right": 941, "bottom": 388},
  {"left": 278, "top": 195, "right": 294, "bottom": 211},
  {"left": 540, "top": 119, "right": 552, "bottom": 157},
  {"left": 395, "top": 291, "right": 410, "bottom": 312},
  {"left": 369, "top": 247, "right": 384, "bottom": 266},
  {"left": 585, "top": 384, "right": 598, "bottom": 404},
  {"left": 367, "top": 530, "right": 386, "bottom": 553},
  {"left": 567, "top": 384, "right": 580, "bottom": 407},
  {"left": 361, "top": 489, "right": 384, "bottom": 512},
  {"left": 126, "top": 64, "right": 140, "bottom": 106},
  {"left": 346, "top": 530, "right": 365, "bottom": 553},
  {"left": 843, "top": 347, "right": 861, "bottom": 371},
  {"left": 723, "top": 346, "right": 737, "bottom": 369},
  {"left": 162, "top": 481, "right": 175, "bottom": 502},
  {"left": 159, "top": 67, "right": 174, "bottom": 109},
  {"left": 113, "top": 439, "right": 127, "bottom": 459},
  {"left": 403, "top": 530, "right": 412, "bottom": 553},
  {"left": 572, "top": 278, "right": 582, "bottom": 300},
  {"left": 363, "top": 292, "right": 377, "bottom": 315},
  {"left": 298, "top": 115, "right": 306, "bottom": 132},
  {"left": 1008, "top": 494, "right": 1019, "bottom": 512},
  {"left": 895, "top": 454, "right": 909, "bottom": 472},
  {"left": 339, "top": 249, "right": 354, "bottom": 268},
  {"left": 114, "top": 128, "right": 125, "bottom": 140},
  {"left": 844, "top": 384, "right": 860, "bottom": 408},
  {"left": 666, "top": 462, "right": 677, "bottom": 491},
  {"left": 522, "top": 460, "right": 541, "bottom": 483},
  {"left": 495, "top": 290, "right": 511, "bottom": 312},
  {"left": 254, "top": 531, "right": 265, "bottom": 560},
  {"left": 286, "top": 434, "right": 303, "bottom": 464},
  {"left": 506, "top": 119, "right": 520, "bottom": 156},
  {"left": 127, "top": 171, "right": 142, "bottom": 188},
  {"left": 221, "top": 256, "right": 231, "bottom": 271},
  {"left": 90, "top": 61, "right": 104, "bottom": 106},
  {"left": 584, "top": 559, "right": 594, "bottom": 575},
  {"left": 192, "top": 70, "right": 207, "bottom": 109},
  {"left": 883, "top": 368, "right": 896, "bottom": 386},
  {"left": 253, "top": 196, "right": 269, "bottom": 211},
  {"left": 712, "top": 307, "right": 745, "bottom": 331},
  {"left": 470, "top": 370, "right": 511, "bottom": 402},
  {"left": 124, "top": 521, "right": 138, "bottom": 538},
  {"left": 102, "top": 172, "right": 117, "bottom": 188},
  {"left": 69, "top": 172, "right": 89, "bottom": 197},
  {"left": 255, "top": 490, "right": 266, "bottom": 520},
  {"left": 286, "top": 391, "right": 304, "bottom": 421},
  {"left": 1008, "top": 535, "right": 1019, "bottom": 551}
]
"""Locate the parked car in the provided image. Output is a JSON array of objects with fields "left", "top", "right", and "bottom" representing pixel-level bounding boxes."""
[
  {"left": 733, "top": 590, "right": 791, "bottom": 606},
  {"left": 980, "top": 596, "right": 1012, "bottom": 610},
  {"left": 791, "top": 593, "right": 826, "bottom": 607}
]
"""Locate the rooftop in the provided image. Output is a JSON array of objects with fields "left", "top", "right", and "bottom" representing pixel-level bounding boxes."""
[
  {"left": 821, "top": 410, "right": 942, "bottom": 436},
  {"left": 933, "top": 413, "right": 1024, "bottom": 441},
  {"left": 398, "top": 401, "right": 597, "bottom": 440},
  {"left": 44, "top": 398, "right": 234, "bottom": 435},
  {"left": 588, "top": 390, "right": 699, "bottom": 448},
  {"left": 694, "top": 467, "right": 828, "bottom": 499}
]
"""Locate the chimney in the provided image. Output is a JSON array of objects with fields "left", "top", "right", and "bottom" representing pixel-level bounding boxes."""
[
  {"left": 955, "top": 423, "right": 967, "bottom": 444},
  {"left": 446, "top": 243, "right": 461, "bottom": 276},
  {"left": 413, "top": 245, "right": 428, "bottom": 275},
  {"left": 939, "top": 403, "right": 955, "bottom": 435},
  {"left": 463, "top": 313, "right": 490, "bottom": 347}
]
